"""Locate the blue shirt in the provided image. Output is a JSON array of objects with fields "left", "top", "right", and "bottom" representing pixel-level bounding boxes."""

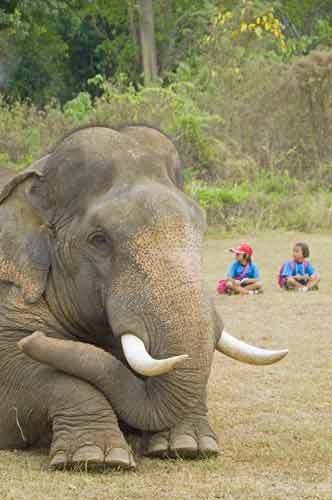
[
  {"left": 228, "top": 261, "right": 260, "bottom": 280},
  {"left": 281, "top": 259, "right": 316, "bottom": 278}
]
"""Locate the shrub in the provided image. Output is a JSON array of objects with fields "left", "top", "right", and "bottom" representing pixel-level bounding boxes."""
[
  {"left": 187, "top": 182, "right": 249, "bottom": 209},
  {"left": 63, "top": 92, "right": 93, "bottom": 122}
]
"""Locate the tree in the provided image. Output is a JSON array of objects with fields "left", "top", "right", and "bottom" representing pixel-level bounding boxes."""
[{"left": 138, "top": 0, "right": 158, "bottom": 84}]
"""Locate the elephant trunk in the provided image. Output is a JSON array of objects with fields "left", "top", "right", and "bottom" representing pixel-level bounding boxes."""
[
  {"left": 105, "top": 247, "right": 217, "bottom": 430},
  {"left": 17, "top": 330, "right": 213, "bottom": 431}
]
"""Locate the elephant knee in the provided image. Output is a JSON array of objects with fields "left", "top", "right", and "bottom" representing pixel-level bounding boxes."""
[{"left": 48, "top": 374, "right": 115, "bottom": 425}]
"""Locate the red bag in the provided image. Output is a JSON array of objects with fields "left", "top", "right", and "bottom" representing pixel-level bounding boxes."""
[
  {"left": 217, "top": 279, "right": 228, "bottom": 294},
  {"left": 217, "top": 263, "right": 250, "bottom": 294}
]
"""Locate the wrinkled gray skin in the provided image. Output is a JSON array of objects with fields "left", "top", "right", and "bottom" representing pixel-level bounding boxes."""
[{"left": 0, "top": 126, "right": 223, "bottom": 469}]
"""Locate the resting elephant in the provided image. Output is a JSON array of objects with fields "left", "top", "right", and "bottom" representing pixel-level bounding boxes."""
[{"left": 0, "top": 125, "right": 287, "bottom": 470}]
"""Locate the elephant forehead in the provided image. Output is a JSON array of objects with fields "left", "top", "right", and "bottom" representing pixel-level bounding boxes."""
[
  {"left": 43, "top": 127, "right": 176, "bottom": 210},
  {"left": 51, "top": 126, "right": 174, "bottom": 178},
  {"left": 48, "top": 130, "right": 141, "bottom": 184}
]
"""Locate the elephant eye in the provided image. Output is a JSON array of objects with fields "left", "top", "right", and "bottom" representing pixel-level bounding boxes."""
[{"left": 89, "top": 232, "right": 110, "bottom": 251}]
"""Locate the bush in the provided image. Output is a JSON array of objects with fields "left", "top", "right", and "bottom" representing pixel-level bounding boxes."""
[
  {"left": 185, "top": 172, "right": 331, "bottom": 232},
  {"left": 1, "top": 52, "right": 332, "bottom": 233},
  {"left": 63, "top": 92, "right": 93, "bottom": 122},
  {"left": 187, "top": 182, "right": 249, "bottom": 209},
  {"left": 0, "top": 96, "right": 71, "bottom": 169}
]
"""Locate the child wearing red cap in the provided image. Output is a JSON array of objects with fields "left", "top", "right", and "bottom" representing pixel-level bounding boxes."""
[{"left": 221, "top": 243, "right": 263, "bottom": 295}]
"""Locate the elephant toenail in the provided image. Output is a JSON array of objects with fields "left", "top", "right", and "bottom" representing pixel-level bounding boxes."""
[
  {"left": 105, "top": 448, "right": 136, "bottom": 469},
  {"left": 72, "top": 445, "right": 104, "bottom": 464}
]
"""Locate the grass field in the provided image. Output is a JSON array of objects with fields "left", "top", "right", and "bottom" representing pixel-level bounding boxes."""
[{"left": 0, "top": 232, "right": 331, "bottom": 500}]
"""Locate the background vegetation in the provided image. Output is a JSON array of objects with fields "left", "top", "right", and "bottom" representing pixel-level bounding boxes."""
[{"left": 1, "top": 0, "right": 332, "bottom": 231}]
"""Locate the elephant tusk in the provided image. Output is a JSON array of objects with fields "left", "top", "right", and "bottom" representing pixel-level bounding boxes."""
[
  {"left": 121, "top": 334, "right": 189, "bottom": 376},
  {"left": 216, "top": 330, "right": 288, "bottom": 365}
]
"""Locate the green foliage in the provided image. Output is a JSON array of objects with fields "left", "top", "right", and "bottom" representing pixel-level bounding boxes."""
[
  {"left": 1, "top": 87, "right": 332, "bottom": 232},
  {"left": 0, "top": 0, "right": 138, "bottom": 104},
  {"left": 1, "top": 0, "right": 331, "bottom": 104},
  {"left": 0, "top": 95, "right": 70, "bottom": 169},
  {"left": 253, "top": 170, "right": 297, "bottom": 195},
  {"left": 184, "top": 172, "right": 332, "bottom": 232},
  {"left": 63, "top": 91, "right": 93, "bottom": 121},
  {"left": 279, "top": 0, "right": 332, "bottom": 34},
  {"left": 274, "top": 0, "right": 332, "bottom": 57},
  {"left": 1, "top": 0, "right": 332, "bottom": 232},
  {"left": 206, "top": 0, "right": 286, "bottom": 59},
  {"left": 79, "top": 75, "right": 221, "bottom": 176},
  {"left": 0, "top": 0, "right": 222, "bottom": 104},
  {"left": 1, "top": 1, "right": 72, "bottom": 104},
  {"left": 187, "top": 182, "right": 249, "bottom": 209}
]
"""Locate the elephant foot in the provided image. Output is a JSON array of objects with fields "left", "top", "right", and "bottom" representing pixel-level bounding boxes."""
[
  {"left": 144, "top": 418, "right": 219, "bottom": 459},
  {"left": 48, "top": 373, "right": 137, "bottom": 471},
  {"left": 50, "top": 445, "right": 136, "bottom": 470}
]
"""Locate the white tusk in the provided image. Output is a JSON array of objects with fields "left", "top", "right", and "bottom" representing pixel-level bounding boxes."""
[
  {"left": 216, "top": 330, "right": 288, "bottom": 365},
  {"left": 121, "top": 334, "right": 188, "bottom": 376}
]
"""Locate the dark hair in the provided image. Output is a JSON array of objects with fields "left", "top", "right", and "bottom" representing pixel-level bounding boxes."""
[
  {"left": 243, "top": 254, "right": 252, "bottom": 263},
  {"left": 294, "top": 242, "right": 310, "bottom": 258}
]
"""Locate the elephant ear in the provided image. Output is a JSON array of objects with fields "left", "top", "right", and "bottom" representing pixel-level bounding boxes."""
[{"left": 0, "top": 157, "right": 51, "bottom": 304}]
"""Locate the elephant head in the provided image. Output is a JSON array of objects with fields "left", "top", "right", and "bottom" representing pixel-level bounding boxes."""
[{"left": 0, "top": 126, "right": 287, "bottom": 432}]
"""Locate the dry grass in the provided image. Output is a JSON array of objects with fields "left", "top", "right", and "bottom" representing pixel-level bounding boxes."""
[{"left": 0, "top": 231, "right": 331, "bottom": 500}]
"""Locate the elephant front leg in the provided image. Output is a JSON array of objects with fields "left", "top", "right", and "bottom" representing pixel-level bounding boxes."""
[
  {"left": 144, "top": 392, "right": 219, "bottom": 459},
  {"left": 48, "top": 372, "right": 136, "bottom": 469},
  {"left": 14, "top": 335, "right": 135, "bottom": 469}
]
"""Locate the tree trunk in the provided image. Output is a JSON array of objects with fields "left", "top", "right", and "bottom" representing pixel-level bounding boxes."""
[
  {"left": 138, "top": 0, "right": 158, "bottom": 85},
  {"left": 127, "top": 0, "right": 140, "bottom": 66},
  {"left": 158, "top": 0, "right": 172, "bottom": 75}
]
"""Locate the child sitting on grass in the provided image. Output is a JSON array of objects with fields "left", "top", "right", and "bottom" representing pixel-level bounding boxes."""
[
  {"left": 280, "top": 242, "right": 320, "bottom": 292},
  {"left": 221, "top": 243, "right": 263, "bottom": 295}
]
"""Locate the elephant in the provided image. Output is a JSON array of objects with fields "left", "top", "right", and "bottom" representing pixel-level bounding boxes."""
[{"left": 0, "top": 125, "right": 287, "bottom": 470}]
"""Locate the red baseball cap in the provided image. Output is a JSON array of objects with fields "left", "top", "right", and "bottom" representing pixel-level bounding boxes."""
[{"left": 229, "top": 243, "right": 253, "bottom": 257}]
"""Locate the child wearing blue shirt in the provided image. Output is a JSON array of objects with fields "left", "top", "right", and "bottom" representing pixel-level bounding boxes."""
[
  {"left": 281, "top": 242, "right": 320, "bottom": 292},
  {"left": 225, "top": 243, "right": 263, "bottom": 295}
]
